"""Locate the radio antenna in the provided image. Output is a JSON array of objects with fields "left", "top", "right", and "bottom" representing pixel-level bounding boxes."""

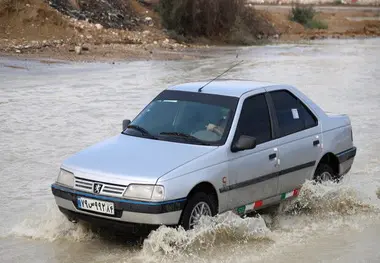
[{"left": 198, "top": 60, "right": 244, "bottom": 92}]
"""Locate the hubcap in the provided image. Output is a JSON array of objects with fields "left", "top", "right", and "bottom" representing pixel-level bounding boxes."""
[
  {"left": 317, "top": 171, "right": 333, "bottom": 182},
  {"left": 189, "top": 202, "right": 212, "bottom": 228}
]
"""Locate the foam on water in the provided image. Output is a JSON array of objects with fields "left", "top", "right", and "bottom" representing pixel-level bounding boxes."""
[
  {"left": 132, "top": 179, "right": 380, "bottom": 263},
  {"left": 7, "top": 202, "right": 97, "bottom": 242},
  {"left": 142, "top": 211, "right": 271, "bottom": 255},
  {"left": 278, "top": 180, "right": 379, "bottom": 217}
]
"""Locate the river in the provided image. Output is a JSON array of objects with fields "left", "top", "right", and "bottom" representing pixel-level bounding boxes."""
[{"left": 0, "top": 38, "right": 380, "bottom": 263}]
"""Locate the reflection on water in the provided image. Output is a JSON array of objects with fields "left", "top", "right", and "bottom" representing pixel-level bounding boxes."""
[{"left": 0, "top": 38, "right": 380, "bottom": 263}]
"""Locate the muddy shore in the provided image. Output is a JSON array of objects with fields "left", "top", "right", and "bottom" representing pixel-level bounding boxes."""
[{"left": 1, "top": 0, "right": 379, "bottom": 62}]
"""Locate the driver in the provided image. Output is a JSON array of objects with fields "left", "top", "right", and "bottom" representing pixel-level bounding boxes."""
[
  {"left": 206, "top": 109, "right": 229, "bottom": 136},
  {"left": 206, "top": 122, "right": 225, "bottom": 136}
]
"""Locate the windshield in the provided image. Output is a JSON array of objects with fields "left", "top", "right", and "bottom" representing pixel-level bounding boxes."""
[{"left": 123, "top": 90, "right": 238, "bottom": 146}]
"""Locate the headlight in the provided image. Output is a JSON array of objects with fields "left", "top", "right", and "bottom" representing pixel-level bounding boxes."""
[
  {"left": 123, "top": 184, "right": 165, "bottom": 201},
  {"left": 56, "top": 169, "right": 74, "bottom": 188}
]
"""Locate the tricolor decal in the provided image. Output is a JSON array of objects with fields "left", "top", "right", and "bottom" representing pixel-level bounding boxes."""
[
  {"left": 236, "top": 188, "right": 300, "bottom": 215},
  {"left": 281, "top": 189, "right": 299, "bottom": 200},
  {"left": 236, "top": 200, "right": 263, "bottom": 214},
  {"left": 255, "top": 200, "right": 263, "bottom": 208}
]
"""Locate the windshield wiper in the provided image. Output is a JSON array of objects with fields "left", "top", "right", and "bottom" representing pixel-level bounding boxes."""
[
  {"left": 159, "top": 132, "right": 210, "bottom": 145},
  {"left": 125, "top": 125, "right": 158, "bottom": 139}
]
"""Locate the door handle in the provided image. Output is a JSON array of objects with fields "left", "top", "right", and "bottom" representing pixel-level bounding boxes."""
[
  {"left": 313, "top": 140, "right": 320, "bottom": 146},
  {"left": 269, "top": 153, "right": 277, "bottom": 160}
]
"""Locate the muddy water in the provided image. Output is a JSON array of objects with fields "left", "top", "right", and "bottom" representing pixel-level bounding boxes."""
[{"left": 1, "top": 38, "right": 380, "bottom": 263}]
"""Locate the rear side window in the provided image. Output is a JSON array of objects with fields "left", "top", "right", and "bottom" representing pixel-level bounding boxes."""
[
  {"left": 270, "top": 90, "right": 317, "bottom": 137},
  {"left": 235, "top": 94, "right": 271, "bottom": 145}
]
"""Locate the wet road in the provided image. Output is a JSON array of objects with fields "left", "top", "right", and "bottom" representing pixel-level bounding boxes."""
[{"left": 0, "top": 38, "right": 380, "bottom": 263}]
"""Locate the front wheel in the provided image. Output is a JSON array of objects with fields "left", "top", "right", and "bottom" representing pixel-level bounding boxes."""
[
  {"left": 180, "top": 192, "right": 217, "bottom": 230},
  {"left": 313, "top": 163, "right": 338, "bottom": 183}
]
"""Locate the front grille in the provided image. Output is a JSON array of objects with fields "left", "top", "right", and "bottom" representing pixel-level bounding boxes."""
[{"left": 74, "top": 177, "right": 127, "bottom": 197}]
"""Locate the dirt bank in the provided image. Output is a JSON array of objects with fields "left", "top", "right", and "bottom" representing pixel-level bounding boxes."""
[
  {"left": 257, "top": 5, "right": 380, "bottom": 41},
  {"left": 0, "top": 0, "right": 379, "bottom": 61},
  {"left": 0, "top": 0, "right": 201, "bottom": 61}
]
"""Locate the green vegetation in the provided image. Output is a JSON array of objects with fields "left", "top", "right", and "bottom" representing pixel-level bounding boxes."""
[
  {"left": 289, "top": 4, "right": 328, "bottom": 29},
  {"left": 305, "top": 19, "right": 328, "bottom": 29},
  {"left": 157, "top": 0, "right": 277, "bottom": 45}
]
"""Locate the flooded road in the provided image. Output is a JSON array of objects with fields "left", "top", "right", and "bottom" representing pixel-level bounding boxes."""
[{"left": 1, "top": 38, "right": 380, "bottom": 263}]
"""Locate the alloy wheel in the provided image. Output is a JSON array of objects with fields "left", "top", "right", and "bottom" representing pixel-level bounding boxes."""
[{"left": 189, "top": 201, "right": 212, "bottom": 228}]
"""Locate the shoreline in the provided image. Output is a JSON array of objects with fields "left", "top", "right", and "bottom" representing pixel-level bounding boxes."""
[
  {"left": 1, "top": 2, "right": 379, "bottom": 63},
  {"left": 1, "top": 35, "right": 380, "bottom": 64}
]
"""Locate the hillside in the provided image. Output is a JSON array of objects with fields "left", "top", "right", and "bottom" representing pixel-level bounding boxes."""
[{"left": 0, "top": 0, "right": 191, "bottom": 60}]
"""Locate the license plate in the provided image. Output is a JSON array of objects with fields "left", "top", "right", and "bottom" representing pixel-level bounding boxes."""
[{"left": 77, "top": 197, "right": 115, "bottom": 215}]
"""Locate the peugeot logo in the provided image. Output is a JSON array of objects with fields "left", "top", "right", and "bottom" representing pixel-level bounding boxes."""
[{"left": 93, "top": 183, "right": 103, "bottom": 194}]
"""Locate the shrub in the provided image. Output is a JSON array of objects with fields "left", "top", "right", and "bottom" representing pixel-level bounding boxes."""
[
  {"left": 158, "top": 0, "right": 277, "bottom": 44},
  {"left": 289, "top": 4, "right": 328, "bottom": 30},
  {"left": 159, "top": 0, "right": 243, "bottom": 37},
  {"left": 306, "top": 19, "right": 328, "bottom": 29},
  {"left": 289, "top": 4, "right": 316, "bottom": 25}
]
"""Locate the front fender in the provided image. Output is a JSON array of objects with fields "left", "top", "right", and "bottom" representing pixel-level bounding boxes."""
[{"left": 157, "top": 161, "right": 229, "bottom": 213}]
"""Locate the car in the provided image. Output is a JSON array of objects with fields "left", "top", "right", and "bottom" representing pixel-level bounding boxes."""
[{"left": 51, "top": 79, "right": 357, "bottom": 231}]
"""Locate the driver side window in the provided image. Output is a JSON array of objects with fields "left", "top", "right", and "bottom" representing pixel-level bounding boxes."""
[{"left": 234, "top": 94, "right": 272, "bottom": 145}]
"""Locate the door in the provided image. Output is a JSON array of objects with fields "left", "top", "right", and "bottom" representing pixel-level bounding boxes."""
[
  {"left": 268, "top": 89, "right": 323, "bottom": 194},
  {"left": 226, "top": 93, "right": 280, "bottom": 212}
]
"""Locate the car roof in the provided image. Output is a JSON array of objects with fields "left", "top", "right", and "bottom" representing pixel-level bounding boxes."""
[{"left": 167, "top": 79, "right": 281, "bottom": 97}]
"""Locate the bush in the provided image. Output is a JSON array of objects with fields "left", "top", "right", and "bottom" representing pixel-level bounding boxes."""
[
  {"left": 158, "top": 0, "right": 277, "bottom": 44},
  {"left": 306, "top": 19, "right": 328, "bottom": 29},
  {"left": 289, "top": 4, "right": 316, "bottom": 25},
  {"left": 159, "top": 0, "right": 243, "bottom": 37},
  {"left": 289, "top": 4, "right": 328, "bottom": 30}
]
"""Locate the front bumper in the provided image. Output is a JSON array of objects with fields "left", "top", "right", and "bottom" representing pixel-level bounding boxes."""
[{"left": 51, "top": 184, "right": 185, "bottom": 226}]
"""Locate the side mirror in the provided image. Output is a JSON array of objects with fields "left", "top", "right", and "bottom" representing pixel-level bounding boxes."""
[
  {"left": 122, "top": 119, "right": 131, "bottom": 131},
  {"left": 231, "top": 135, "right": 256, "bottom": 152}
]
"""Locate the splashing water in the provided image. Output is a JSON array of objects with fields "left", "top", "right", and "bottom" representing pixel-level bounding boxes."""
[
  {"left": 8, "top": 202, "right": 97, "bottom": 242},
  {"left": 138, "top": 179, "right": 380, "bottom": 261},
  {"left": 4, "top": 176, "right": 379, "bottom": 263},
  {"left": 278, "top": 180, "right": 379, "bottom": 217},
  {"left": 142, "top": 211, "right": 271, "bottom": 256}
]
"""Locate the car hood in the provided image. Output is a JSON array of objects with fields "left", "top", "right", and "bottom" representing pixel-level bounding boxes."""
[{"left": 62, "top": 134, "right": 217, "bottom": 185}]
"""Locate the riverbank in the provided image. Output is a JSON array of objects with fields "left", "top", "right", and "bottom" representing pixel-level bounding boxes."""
[
  {"left": 1, "top": 0, "right": 379, "bottom": 62},
  {"left": 256, "top": 4, "right": 380, "bottom": 41}
]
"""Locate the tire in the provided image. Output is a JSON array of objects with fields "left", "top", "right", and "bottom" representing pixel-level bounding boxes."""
[
  {"left": 313, "top": 163, "right": 338, "bottom": 183},
  {"left": 180, "top": 192, "right": 217, "bottom": 230}
]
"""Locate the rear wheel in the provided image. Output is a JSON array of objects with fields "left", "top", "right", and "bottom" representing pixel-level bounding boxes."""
[
  {"left": 313, "top": 163, "right": 338, "bottom": 183},
  {"left": 180, "top": 192, "right": 217, "bottom": 230}
]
